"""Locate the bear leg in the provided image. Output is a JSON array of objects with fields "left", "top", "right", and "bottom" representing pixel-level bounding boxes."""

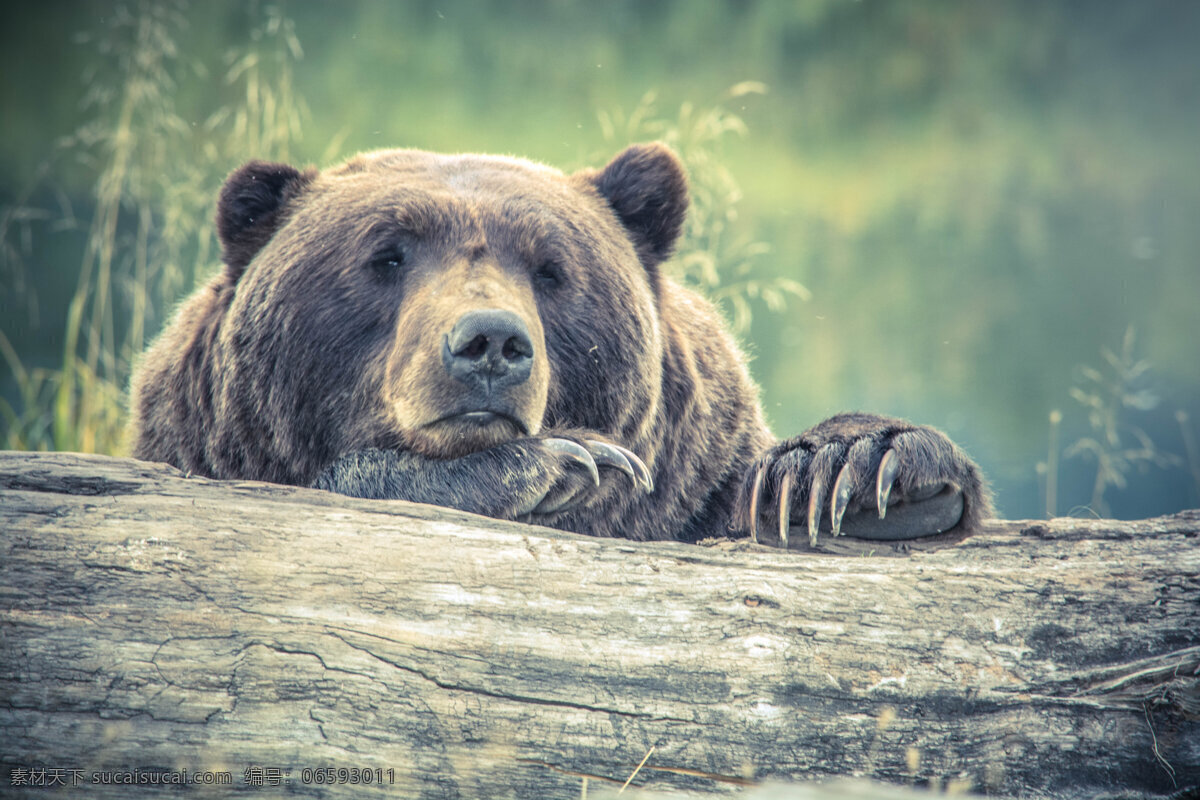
[{"left": 313, "top": 437, "right": 651, "bottom": 521}]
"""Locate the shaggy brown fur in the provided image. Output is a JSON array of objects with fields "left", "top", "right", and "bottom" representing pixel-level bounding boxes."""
[{"left": 130, "top": 143, "right": 990, "bottom": 543}]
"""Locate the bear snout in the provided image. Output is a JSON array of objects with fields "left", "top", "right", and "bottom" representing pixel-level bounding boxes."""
[{"left": 442, "top": 309, "right": 534, "bottom": 391}]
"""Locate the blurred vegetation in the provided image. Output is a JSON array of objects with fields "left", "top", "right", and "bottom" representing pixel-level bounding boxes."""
[
  {"left": 1042, "top": 326, "right": 1180, "bottom": 518},
  {"left": 2, "top": 1, "right": 304, "bottom": 453},
  {"left": 596, "top": 84, "right": 810, "bottom": 333},
  {"left": 2, "top": 0, "right": 1199, "bottom": 519}
]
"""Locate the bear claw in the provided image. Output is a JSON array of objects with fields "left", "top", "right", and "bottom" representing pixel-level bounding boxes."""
[
  {"left": 743, "top": 429, "right": 958, "bottom": 546},
  {"left": 543, "top": 438, "right": 600, "bottom": 486},
  {"left": 777, "top": 472, "right": 792, "bottom": 549},
  {"left": 830, "top": 464, "right": 855, "bottom": 538},
  {"left": 806, "top": 469, "right": 827, "bottom": 546},
  {"left": 588, "top": 441, "right": 654, "bottom": 493},
  {"left": 541, "top": 438, "right": 653, "bottom": 495},
  {"left": 747, "top": 464, "right": 767, "bottom": 544},
  {"left": 585, "top": 440, "right": 637, "bottom": 483},
  {"left": 876, "top": 449, "right": 899, "bottom": 519},
  {"left": 528, "top": 439, "right": 654, "bottom": 517}
]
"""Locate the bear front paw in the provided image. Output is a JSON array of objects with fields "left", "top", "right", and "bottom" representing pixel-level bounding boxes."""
[
  {"left": 314, "top": 436, "right": 653, "bottom": 522},
  {"left": 522, "top": 437, "right": 653, "bottom": 517},
  {"left": 735, "top": 413, "right": 989, "bottom": 546}
]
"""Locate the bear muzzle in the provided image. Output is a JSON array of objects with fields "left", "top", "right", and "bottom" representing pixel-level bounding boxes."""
[
  {"left": 442, "top": 309, "right": 534, "bottom": 392},
  {"left": 400, "top": 307, "right": 544, "bottom": 450}
]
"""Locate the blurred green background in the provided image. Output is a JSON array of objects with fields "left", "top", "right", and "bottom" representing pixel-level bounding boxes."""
[{"left": 3, "top": 0, "right": 1199, "bottom": 520}]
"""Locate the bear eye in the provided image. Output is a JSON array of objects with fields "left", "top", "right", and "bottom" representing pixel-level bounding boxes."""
[
  {"left": 534, "top": 261, "right": 563, "bottom": 289},
  {"left": 369, "top": 248, "right": 407, "bottom": 275}
]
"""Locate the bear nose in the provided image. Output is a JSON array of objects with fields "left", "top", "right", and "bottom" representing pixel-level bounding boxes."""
[{"left": 442, "top": 309, "right": 534, "bottom": 390}]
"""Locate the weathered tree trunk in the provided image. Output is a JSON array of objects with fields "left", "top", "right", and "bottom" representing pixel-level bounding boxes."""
[{"left": 1, "top": 451, "right": 1197, "bottom": 799}]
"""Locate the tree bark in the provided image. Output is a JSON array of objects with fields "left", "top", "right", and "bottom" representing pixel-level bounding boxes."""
[{"left": 1, "top": 451, "right": 1197, "bottom": 799}]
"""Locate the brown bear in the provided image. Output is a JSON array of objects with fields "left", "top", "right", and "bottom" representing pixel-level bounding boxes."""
[{"left": 130, "top": 143, "right": 989, "bottom": 545}]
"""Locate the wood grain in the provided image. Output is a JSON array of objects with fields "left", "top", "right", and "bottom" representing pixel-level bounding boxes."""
[{"left": 1, "top": 451, "right": 1197, "bottom": 799}]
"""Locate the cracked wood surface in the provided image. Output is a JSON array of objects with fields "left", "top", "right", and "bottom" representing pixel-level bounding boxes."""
[{"left": 1, "top": 451, "right": 1198, "bottom": 799}]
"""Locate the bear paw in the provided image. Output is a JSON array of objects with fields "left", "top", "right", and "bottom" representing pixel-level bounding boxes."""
[
  {"left": 735, "top": 413, "right": 988, "bottom": 546},
  {"left": 314, "top": 437, "right": 652, "bottom": 523},
  {"left": 521, "top": 438, "right": 653, "bottom": 516}
]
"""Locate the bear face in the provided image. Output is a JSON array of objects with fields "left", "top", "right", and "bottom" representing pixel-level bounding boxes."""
[
  {"left": 132, "top": 143, "right": 989, "bottom": 544},
  {"left": 136, "top": 145, "right": 687, "bottom": 489}
]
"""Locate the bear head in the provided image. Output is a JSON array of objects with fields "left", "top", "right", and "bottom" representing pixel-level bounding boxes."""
[{"left": 211, "top": 143, "right": 688, "bottom": 479}]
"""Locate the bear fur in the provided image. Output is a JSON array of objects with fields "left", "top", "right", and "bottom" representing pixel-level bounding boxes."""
[{"left": 130, "top": 144, "right": 989, "bottom": 544}]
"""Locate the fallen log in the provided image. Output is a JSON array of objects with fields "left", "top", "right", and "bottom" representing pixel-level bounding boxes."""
[{"left": 1, "top": 451, "right": 1197, "bottom": 799}]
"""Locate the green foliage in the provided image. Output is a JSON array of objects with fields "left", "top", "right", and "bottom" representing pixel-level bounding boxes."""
[
  {"left": 0, "top": 331, "right": 61, "bottom": 450},
  {"left": 1061, "top": 327, "right": 1179, "bottom": 517},
  {"left": 0, "top": 7, "right": 800, "bottom": 454},
  {"left": 597, "top": 85, "right": 809, "bottom": 333},
  {"left": 2, "top": 0, "right": 1198, "bottom": 518},
  {"left": 1, "top": 0, "right": 304, "bottom": 453}
]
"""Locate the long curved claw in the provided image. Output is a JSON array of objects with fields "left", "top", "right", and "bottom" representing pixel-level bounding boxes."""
[
  {"left": 807, "top": 471, "right": 826, "bottom": 546},
  {"left": 777, "top": 472, "right": 792, "bottom": 549},
  {"left": 544, "top": 438, "right": 599, "bottom": 486},
  {"left": 586, "top": 441, "right": 653, "bottom": 493},
  {"left": 748, "top": 463, "right": 766, "bottom": 544},
  {"left": 620, "top": 445, "right": 654, "bottom": 493},
  {"left": 531, "top": 483, "right": 589, "bottom": 516},
  {"left": 585, "top": 441, "right": 636, "bottom": 483},
  {"left": 876, "top": 448, "right": 899, "bottom": 519},
  {"left": 830, "top": 463, "right": 854, "bottom": 537}
]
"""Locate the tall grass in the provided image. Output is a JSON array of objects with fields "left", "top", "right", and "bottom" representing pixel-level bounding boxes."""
[
  {"left": 3, "top": 17, "right": 804, "bottom": 457},
  {"left": 1, "top": 1, "right": 304, "bottom": 453}
]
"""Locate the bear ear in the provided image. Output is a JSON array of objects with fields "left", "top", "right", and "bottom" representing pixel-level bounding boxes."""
[
  {"left": 589, "top": 143, "right": 689, "bottom": 269},
  {"left": 216, "top": 160, "right": 314, "bottom": 282}
]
